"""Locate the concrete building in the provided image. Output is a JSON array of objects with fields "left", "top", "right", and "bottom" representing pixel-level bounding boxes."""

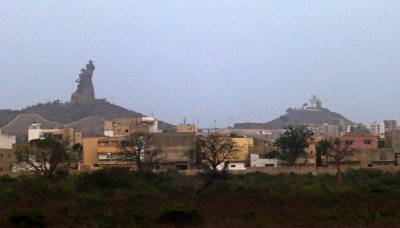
[
  {"left": 28, "top": 122, "right": 62, "bottom": 142},
  {"left": 370, "top": 121, "right": 385, "bottom": 136},
  {"left": 384, "top": 120, "right": 398, "bottom": 133},
  {"left": 28, "top": 122, "right": 82, "bottom": 146},
  {"left": 104, "top": 117, "right": 159, "bottom": 137},
  {"left": 216, "top": 137, "right": 254, "bottom": 171},
  {"left": 177, "top": 124, "right": 197, "bottom": 133},
  {"left": 341, "top": 132, "right": 378, "bottom": 150},
  {"left": 250, "top": 153, "right": 278, "bottom": 167},
  {"left": 82, "top": 132, "right": 197, "bottom": 170},
  {"left": 0, "top": 133, "right": 16, "bottom": 175}
]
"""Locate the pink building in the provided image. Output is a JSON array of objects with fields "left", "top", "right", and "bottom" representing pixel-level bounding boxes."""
[{"left": 340, "top": 132, "right": 378, "bottom": 149}]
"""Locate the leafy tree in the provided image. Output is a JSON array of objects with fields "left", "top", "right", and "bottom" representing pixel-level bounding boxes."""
[
  {"left": 323, "top": 138, "right": 354, "bottom": 183},
  {"left": 316, "top": 139, "right": 332, "bottom": 167},
  {"left": 14, "top": 138, "right": 69, "bottom": 185},
  {"left": 118, "top": 132, "right": 162, "bottom": 171},
  {"left": 200, "top": 133, "right": 239, "bottom": 171},
  {"left": 266, "top": 125, "right": 313, "bottom": 166}
]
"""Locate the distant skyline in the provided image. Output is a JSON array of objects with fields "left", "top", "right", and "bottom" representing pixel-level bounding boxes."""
[{"left": 1, "top": 1, "right": 400, "bottom": 128}]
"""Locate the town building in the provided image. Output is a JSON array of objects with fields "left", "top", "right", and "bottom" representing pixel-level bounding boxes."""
[
  {"left": 177, "top": 124, "right": 197, "bottom": 133},
  {"left": 0, "top": 133, "right": 16, "bottom": 175},
  {"left": 104, "top": 117, "right": 159, "bottom": 137},
  {"left": 341, "top": 132, "right": 378, "bottom": 150},
  {"left": 82, "top": 132, "right": 196, "bottom": 170},
  {"left": 27, "top": 122, "right": 82, "bottom": 146},
  {"left": 28, "top": 122, "right": 62, "bottom": 142},
  {"left": 384, "top": 120, "right": 398, "bottom": 133},
  {"left": 370, "top": 121, "right": 385, "bottom": 135}
]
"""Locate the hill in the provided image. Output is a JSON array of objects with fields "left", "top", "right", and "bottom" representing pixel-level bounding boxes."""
[
  {"left": 234, "top": 96, "right": 353, "bottom": 129},
  {"left": 0, "top": 99, "right": 174, "bottom": 141},
  {"left": 234, "top": 108, "right": 352, "bottom": 129}
]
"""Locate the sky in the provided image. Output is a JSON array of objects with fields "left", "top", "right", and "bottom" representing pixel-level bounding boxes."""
[{"left": 1, "top": 1, "right": 400, "bottom": 128}]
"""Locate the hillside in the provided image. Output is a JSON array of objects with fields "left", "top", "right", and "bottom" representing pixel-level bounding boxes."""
[
  {"left": 0, "top": 99, "right": 174, "bottom": 140},
  {"left": 234, "top": 96, "right": 353, "bottom": 129},
  {"left": 235, "top": 108, "right": 352, "bottom": 129}
]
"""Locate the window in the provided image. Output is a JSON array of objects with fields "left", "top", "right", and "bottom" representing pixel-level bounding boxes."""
[
  {"left": 364, "top": 140, "right": 372, "bottom": 145},
  {"left": 230, "top": 165, "right": 236, "bottom": 168},
  {"left": 265, "top": 164, "right": 274, "bottom": 167},
  {"left": 345, "top": 140, "right": 353, "bottom": 146},
  {"left": 0, "top": 154, "right": 3, "bottom": 157}
]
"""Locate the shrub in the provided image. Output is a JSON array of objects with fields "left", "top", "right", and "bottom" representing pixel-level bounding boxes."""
[
  {"left": 8, "top": 209, "right": 50, "bottom": 227},
  {"left": 157, "top": 204, "right": 202, "bottom": 224},
  {"left": 75, "top": 168, "right": 133, "bottom": 191}
]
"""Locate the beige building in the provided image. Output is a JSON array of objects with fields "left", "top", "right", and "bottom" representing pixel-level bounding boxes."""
[
  {"left": 0, "top": 134, "right": 16, "bottom": 175},
  {"left": 104, "top": 117, "right": 159, "bottom": 137},
  {"left": 217, "top": 137, "right": 254, "bottom": 171},
  {"left": 177, "top": 124, "right": 197, "bottom": 133},
  {"left": 28, "top": 123, "right": 82, "bottom": 146},
  {"left": 82, "top": 132, "right": 197, "bottom": 170}
]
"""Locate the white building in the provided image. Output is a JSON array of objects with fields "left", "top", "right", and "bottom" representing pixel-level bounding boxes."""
[
  {"left": 370, "top": 121, "right": 385, "bottom": 135},
  {"left": 28, "top": 123, "right": 62, "bottom": 142},
  {"left": 250, "top": 154, "right": 278, "bottom": 167},
  {"left": 0, "top": 133, "right": 16, "bottom": 149},
  {"left": 217, "top": 162, "right": 246, "bottom": 171}
]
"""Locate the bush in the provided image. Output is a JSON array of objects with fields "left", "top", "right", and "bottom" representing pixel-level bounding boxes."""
[
  {"left": 75, "top": 168, "right": 133, "bottom": 191},
  {"left": 157, "top": 204, "right": 202, "bottom": 224},
  {"left": 8, "top": 209, "right": 50, "bottom": 227}
]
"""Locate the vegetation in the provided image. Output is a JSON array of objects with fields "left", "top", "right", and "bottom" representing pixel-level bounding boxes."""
[
  {"left": 323, "top": 138, "right": 355, "bottom": 183},
  {"left": 267, "top": 125, "right": 314, "bottom": 166},
  {"left": 14, "top": 138, "right": 69, "bottom": 186},
  {"left": 199, "top": 133, "right": 239, "bottom": 171},
  {"left": 0, "top": 169, "right": 400, "bottom": 227},
  {"left": 118, "top": 132, "right": 162, "bottom": 171}
]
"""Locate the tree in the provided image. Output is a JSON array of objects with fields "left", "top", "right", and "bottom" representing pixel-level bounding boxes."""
[
  {"left": 118, "top": 132, "right": 162, "bottom": 171},
  {"left": 266, "top": 125, "right": 314, "bottom": 166},
  {"left": 316, "top": 139, "right": 332, "bottom": 167},
  {"left": 200, "top": 133, "right": 239, "bottom": 171},
  {"left": 323, "top": 138, "right": 354, "bottom": 183},
  {"left": 14, "top": 138, "right": 69, "bottom": 185}
]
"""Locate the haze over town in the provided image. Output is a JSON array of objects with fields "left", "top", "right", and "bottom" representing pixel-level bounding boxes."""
[{"left": 1, "top": 1, "right": 400, "bottom": 127}]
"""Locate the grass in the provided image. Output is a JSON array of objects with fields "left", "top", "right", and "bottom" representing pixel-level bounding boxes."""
[{"left": 0, "top": 168, "right": 400, "bottom": 227}]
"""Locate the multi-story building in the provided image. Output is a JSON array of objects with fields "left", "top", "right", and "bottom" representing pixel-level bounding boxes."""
[
  {"left": 104, "top": 117, "right": 159, "bottom": 137},
  {"left": 216, "top": 137, "right": 254, "bottom": 170},
  {"left": 384, "top": 120, "right": 398, "bottom": 133},
  {"left": 28, "top": 122, "right": 62, "bottom": 142},
  {"left": 0, "top": 133, "right": 16, "bottom": 175},
  {"left": 370, "top": 121, "right": 385, "bottom": 135},
  {"left": 341, "top": 132, "right": 378, "bottom": 150},
  {"left": 82, "top": 132, "right": 196, "bottom": 170},
  {"left": 177, "top": 124, "right": 197, "bottom": 133},
  {"left": 28, "top": 122, "right": 82, "bottom": 146}
]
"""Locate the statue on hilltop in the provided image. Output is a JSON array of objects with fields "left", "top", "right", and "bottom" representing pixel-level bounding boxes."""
[{"left": 71, "top": 60, "right": 96, "bottom": 103}]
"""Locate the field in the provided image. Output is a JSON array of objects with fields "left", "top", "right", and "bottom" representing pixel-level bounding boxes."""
[{"left": 0, "top": 169, "right": 400, "bottom": 227}]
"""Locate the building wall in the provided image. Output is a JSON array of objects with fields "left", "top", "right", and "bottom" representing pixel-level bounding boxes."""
[
  {"left": 177, "top": 125, "right": 197, "bottom": 133},
  {"left": 232, "top": 137, "right": 254, "bottom": 161},
  {"left": 341, "top": 133, "right": 378, "bottom": 149},
  {"left": 250, "top": 154, "right": 278, "bottom": 167},
  {"left": 0, "top": 135, "right": 16, "bottom": 149},
  {"left": 82, "top": 137, "right": 105, "bottom": 168},
  {"left": 104, "top": 117, "right": 159, "bottom": 137},
  {"left": 384, "top": 120, "right": 397, "bottom": 133},
  {"left": 0, "top": 147, "right": 15, "bottom": 175}
]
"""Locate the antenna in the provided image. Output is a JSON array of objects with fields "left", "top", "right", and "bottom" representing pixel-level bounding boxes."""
[{"left": 183, "top": 117, "right": 186, "bottom": 125}]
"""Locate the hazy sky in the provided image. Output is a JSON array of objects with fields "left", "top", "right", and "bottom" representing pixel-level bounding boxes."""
[{"left": 1, "top": 1, "right": 400, "bottom": 128}]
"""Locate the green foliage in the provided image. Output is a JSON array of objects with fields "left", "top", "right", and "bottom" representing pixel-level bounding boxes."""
[
  {"left": 76, "top": 168, "right": 133, "bottom": 191},
  {"left": 0, "top": 169, "right": 400, "bottom": 227},
  {"left": 8, "top": 209, "right": 50, "bottom": 228},
  {"left": 157, "top": 204, "right": 202, "bottom": 224},
  {"left": 266, "top": 125, "right": 313, "bottom": 166}
]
